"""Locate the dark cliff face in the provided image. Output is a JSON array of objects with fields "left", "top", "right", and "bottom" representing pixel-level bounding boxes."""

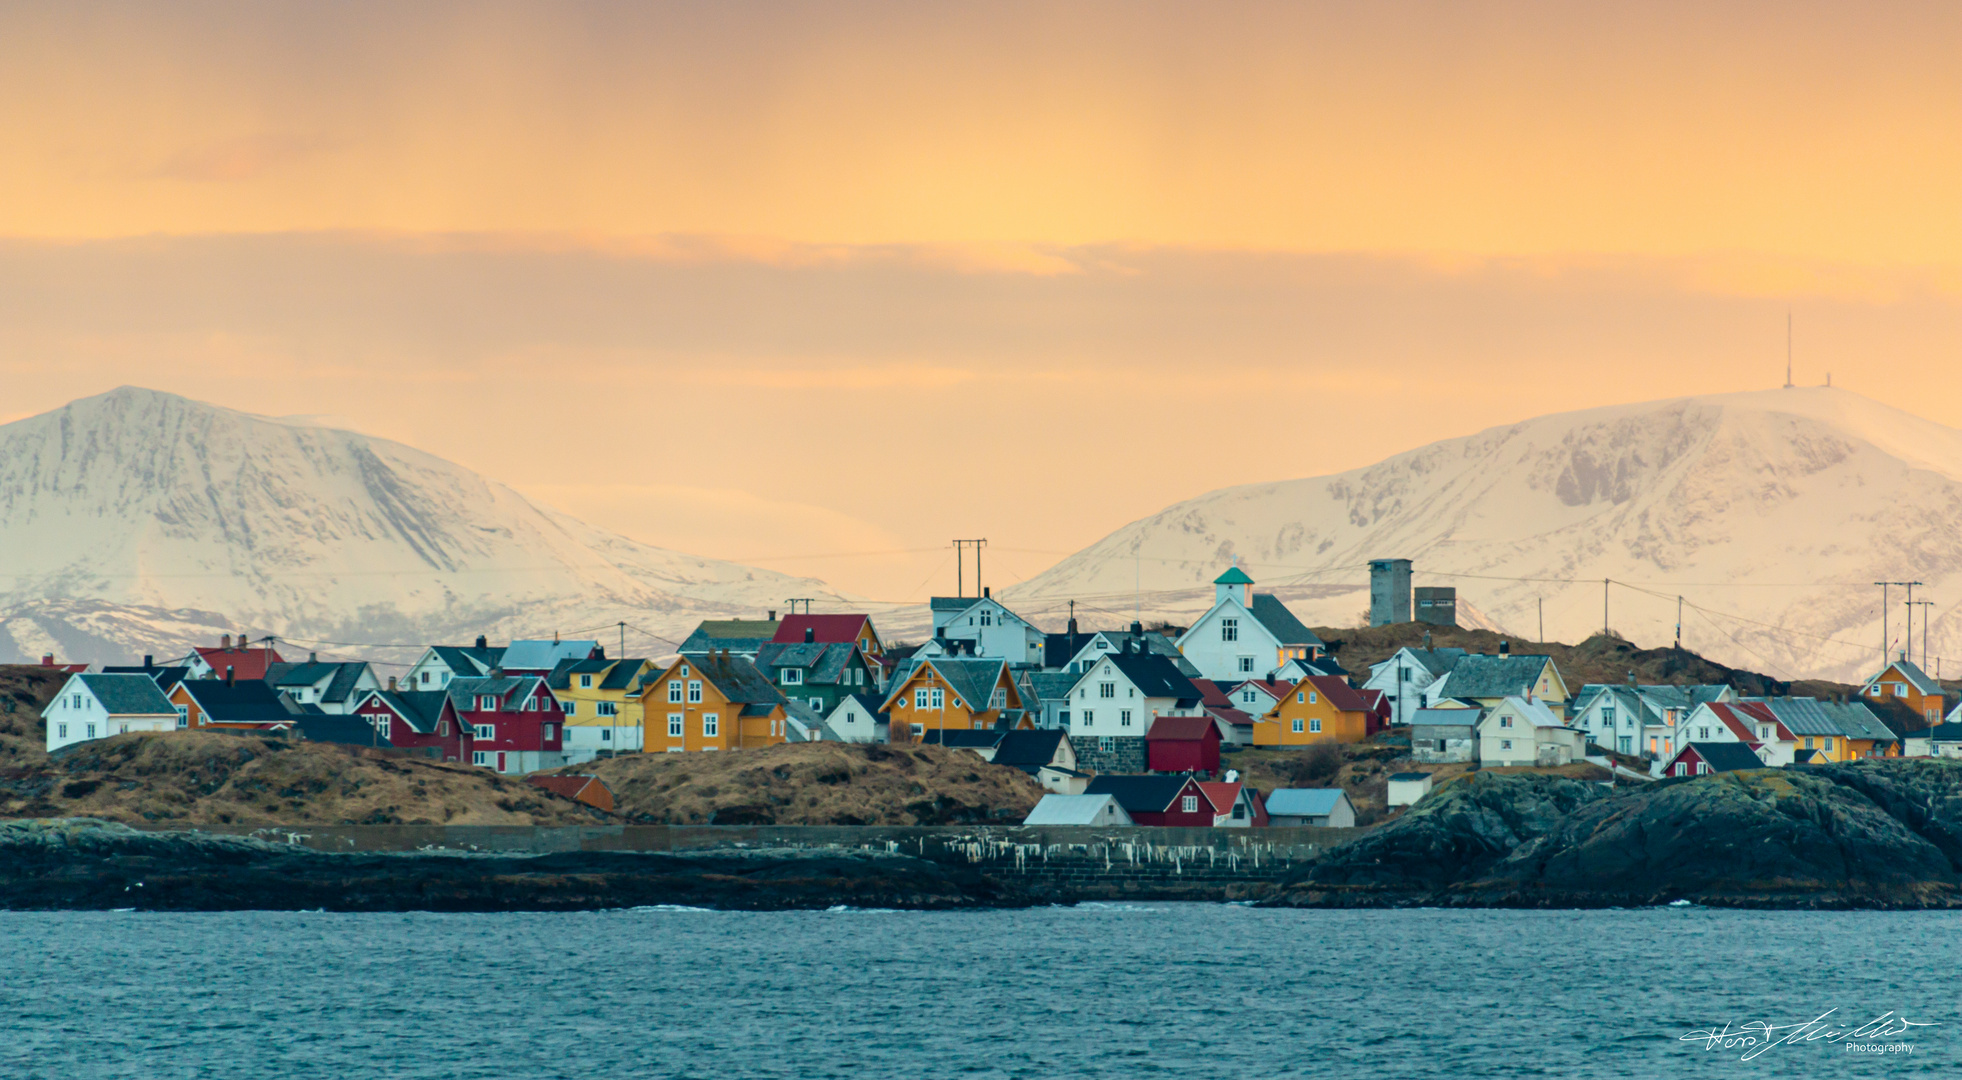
[
  {"left": 1269, "top": 760, "right": 1962, "bottom": 909},
  {"left": 0, "top": 820, "right": 1035, "bottom": 912}
]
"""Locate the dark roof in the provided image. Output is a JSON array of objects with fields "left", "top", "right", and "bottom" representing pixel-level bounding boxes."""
[
  {"left": 1682, "top": 742, "right": 1766, "bottom": 772},
  {"left": 1388, "top": 772, "right": 1431, "bottom": 782},
  {"left": 1088, "top": 652, "right": 1200, "bottom": 703},
  {"left": 835, "top": 692, "right": 890, "bottom": 721},
  {"left": 677, "top": 620, "right": 780, "bottom": 655},
  {"left": 920, "top": 730, "right": 1005, "bottom": 750},
  {"left": 1084, "top": 773, "right": 1205, "bottom": 814},
  {"left": 1438, "top": 654, "right": 1554, "bottom": 699},
  {"left": 682, "top": 652, "right": 788, "bottom": 706},
  {"left": 754, "top": 641, "right": 856, "bottom": 683},
  {"left": 1298, "top": 675, "right": 1371, "bottom": 713},
  {"left": 1396, "top": 647, "right": 1469, "bottom": 680},
  {"left": 884, "top": 658, "right": 1008, "bottom": 714},
  {"left": 446, "top": 675, "right": 539, "bottom": 711},
  {"left": 264, "top": 661, "right": 371, "bottom": 704},
  {"left": 739, "top": 703, "right": 778, "bottom": 717},
  {"left": 75, "top": 673, "right": 177, "bottom": 715},
  {"left": 1146, "top": 715, "right": 1219, "bottom": 741},
  {"left": 1926, "top": 722, "right": 1962, "bottom": 743},
  {"left": 1021, "top": 671, "right": 1078, "bottom": 705},
  {"left": 293, "top": 714, "right": 394, "bottom": 748},
  {"left": 992, "top": 730, "right": 1068, "bottom": 769},
  {"left": 430, "top": 644, "right": 504, "bottom": 677},
  {"left": 546, "top": 657, "right": 650, "bottom": 692},
  {"left": 929, "top": 596, "right": 979, "bottom": 612},
  {"left": 1042, "top": 631, "right": 1098, "bottom": 669},
  {"left": 771, "top": 614, "right": 875, "bottom": 646},
  {"left": 360, "top": 689, "right": 451, "bottom": 733},
  {"left": 1248, "top": 594, "right": 1323, "bottom": 648},
  {"left": 546, "top": 657, "right": 613, "bottom": 690},
  {"left": 177, "top": 679, "right": 294, "bottom": 724},
  {"left": 100, "top": 665, "right": 190, "bottom": 694}
]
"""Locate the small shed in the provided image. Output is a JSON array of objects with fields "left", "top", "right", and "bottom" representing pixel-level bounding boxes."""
[
  {"left": 1385, "top": 772, "right": 1433, "bottom": 808},
  {"left": 1264, "top": 788, "right": 1357, "bottom": 828},
  {"left": 1409, "top": 707, "right": 1478, "bottom": 764},
  {"left": 1661, "top": 742, "right": 1765, "bottom": 778},
  {"left": 1146, "top": 714, "right": 1222, "bottom": 774},
  {"left": 527, "top": 774, "right": 616, "bottom": 812},
  {"left": 1023, "top": 793, "right": 1133, "bottom": 826}
]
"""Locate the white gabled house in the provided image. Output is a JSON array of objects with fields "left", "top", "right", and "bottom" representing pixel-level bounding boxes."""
[
  {"left": 928, "top": 592, "right": 1046, "bottom": 665},
  {"left": 824, "top": 692, "right": 889, "bottom": 744},
  {"left": 1362, "top": 646, "right": 1468, "bottom": 727},
  {"left": 1477, "top": 695, "right": 1584, "bottom": 767},
  {"left": 403, "top": 637, "right": 506, "bottom": 690},
  {"left": 1175, "top": 567, "right": 1325, "bottom": 683},
  {"left": 44, "top": 673, "right": 181, "bottom": 752}
]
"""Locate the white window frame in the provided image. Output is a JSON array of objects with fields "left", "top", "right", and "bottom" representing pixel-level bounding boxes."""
[
  {"left": 1500, "top": 739, "right": 1512, "bottom": 750},
  {"left": 783, "top": 669, "right": 804, "bottom": 686},
  {"left": 1181, "top": 795, "right": 1199, "bottom": 813},
  {"left": 1291, "top": 717, "right": 1304, "bottom": 734},
  {"left": 703, "top": 713, "right": 719, "bottom": 737},
  {"left": 175, "top": 705, "right": 189, "bottom": 728},
  {"left": 1310, "top": 718, "right": 1322, "bottom": 733},
  {"left": 1220, "top": 618, "right": 1238, "bottom": 642},
  {"left": 563, "top": 701, "right": 577, "bottom": 716},
  {"left": 668, "top": 713, "right": 684, "bottom": 737},
  {"left": 915, "top": 688, "right": 931, "bottom": 709},
  {"left": 474, "top": 723, "right": 495, "bottom": 739},
  {"left": 930, "top": 688, "right": 944, "bottom": 709},
  {"left": 472, "top": 751, "right": 488, "bottom": 766},
  {"left": 595, "top": 701, "right": 617, "bottom": 717},
  {"left": 1120, "top": 710, "right": 1132, "bottom": 727},
  {"left": 580, "top": 674, "right": 593, "bottom": 688},
  {"left": 668, "top": 680, "right": 684, "bottom": 704},
  {"left": 687, "top": 681, "right": 703, "bottom": 704}
]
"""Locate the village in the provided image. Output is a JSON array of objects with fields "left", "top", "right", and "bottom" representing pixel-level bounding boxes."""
[{"left": 31, "top": 560, "right": 1962, "bottom": 829}]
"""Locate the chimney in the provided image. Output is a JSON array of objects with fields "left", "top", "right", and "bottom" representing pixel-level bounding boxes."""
[
  {"left": 595, "top": 645, "right": 605, "bottom": 659},
  {"left": 1067, "top": 617, "right": 1078, "bottom": 634},
  {"left": 1422, "top": 630, "right": 1432, "bottom": 650},
  {"left": 310, "top": 651, "right": 318, "bottom": 664},
  {"left": 983, "top": 586, "right": 991, "bottom": 599},
  {"left": 40, "top": 654, "right": 54, "bottom": 667},
  {"left": 222, "top": 634, "right": 232, "bottom": 649},
  {"left": 804, "top": 626, "right": 815, "bottom": 644},
  {"left": 388, "top": 675, "right": 397, "bottom": 691},
  {"left": 143, "top": 655, "right": 154, "bottom": 670},
  {"left": 225, "top": 665, "right": 235, "bottom": 685},
  {"left": 475, "top": 635, "right": 488, "bottom": 650},
  {"left": 237, "top": 629, "right": 248, "bottom": 650},
  {"left": 1130, "top": 621, "right": 1143, "bottom": 635},
  {"left": 1498, "top": 640, "right": 1510, "bottom": 655},
  {"left": 768, "top": 610, "right": 777, "bottom": 621},
  {"left": 1627, "top": 670, "right": 1636, "bottom": 687}
]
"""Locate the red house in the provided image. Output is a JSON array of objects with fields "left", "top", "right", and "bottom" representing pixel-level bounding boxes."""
[
  {"left": 353, "top": 688, "right": 463, "bottom": 761},
  {"left": 1356, "top": 689, "right": 1392, "bottom": 736},
  {"left": 351, "top": 674, "right": 568, "bottom": 774},
  {"left": 1147, "top": 714, "right": 1223, "bottom": 774},
  {"left": 188, "top": 633, "right": 286, "bottom": 682},
  {"left": 1083, "top": 774, "right": 1218, "bottom": 827},
  {"left": 771, "top": 614, "right": 884, "bottom": 657}
]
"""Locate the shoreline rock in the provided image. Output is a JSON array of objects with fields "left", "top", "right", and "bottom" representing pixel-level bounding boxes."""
[
  {"left": 0, "top": 820, "right": 1036, "bottom": 912},
  {"left": 1265, "top": 759, "right": 1962, "bottom": 910}
]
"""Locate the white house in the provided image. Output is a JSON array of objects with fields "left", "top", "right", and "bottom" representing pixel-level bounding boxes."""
[
  {"left": 1023, "top": 793, "right": 1134, "bottom": 826},
  {"left": 1477, "top": 696, "right": 1584, "bottom": 767},
  {"left": 1066, "top": 649, "right": 1203, "bottom": 741},
  {"left": 824, "top": 692, "right": 889, "bottom": 743},
  {"left": 44, "top": 673, "right": 180, "bottom": 752},
  {"left": 1174, "top": 568, "right": 1324, "bottom": 682},
  {"left": 928, "top": 593, "right": 1046, "bottom": 664},
  {"left": 403, "top": 638, "right": 506, "bottom": 690},
  {"left": 264, "top": 658, "right": 381, "bottom": 715},
  {"left": 1386, "top": 772, "right": 1435, "bottom": 808},
  {"left": 1570, "top": 683, "right": 1735, "bottom": 760},
  {"left": 1363, "top": 647, "right": 1468, "bottom": 727},
  {"left": 1051, "top": 628, "right": 1198, "bottom": 676},
  {"left": 1223, "top": 678, "right": 1289, "bottom": 718}
]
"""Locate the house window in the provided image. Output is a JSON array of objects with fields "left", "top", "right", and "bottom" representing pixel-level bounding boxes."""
[
  {"left": 71, "top": 694, "right": 83, "bottom": 709},
  {"left": 1100, "top": 683, "right": 1116, "bottom": 699},
  {"left": 980, "top": 612, "right": 993, "bottom": 626},
  {"left": 1803, "top": 737, "right": 1814, "bottom": 749},
  {"left": 1824, "top": 738, "right": 1835, "bottom": 751},
  {"left": 1697, "top": 726, "right": 1710, "bottom": 739},
  {"left": 1697, "top": 762, "right": 1711, "bottom": 775},
  {"left": 1674, "top": 762, "right": 1688, "bottom": 776},
  {"left": 915, "top": 688, "right": 931, "bottom": 708},
  {"left": 1500, "top": 716, "right": 1512, "bottom": 728},
  {"left": 1309, "top": 692, "right": 1318, "bottom": 705},
  {"left": 57, "top": 724, "right": 67, "bottom": 739},
  {"left": 1182, "top": 795, "right": 1199, "bottom": 813},
  {"left": 1232, "top": 804, "right": 1246, "bottom": 819},
  {"left": 687, "top": 681, "right": 703, "bottom": 704},
  {"left": 1120, "top": 710, "right": 1132, "bottom": 727},
  {"left": 373, "top": 717, "right": 391, "bottom": 739},
  {"left": 668, "top": 713, "right": 684, "bottom": 737},
  {"left": 86, "top": 724, "right": 96, "bottom": 738},
  {"left": 439, "top": 721, "right": 449, "bottom": 735},
  {"left": 1247, "top": 691, "right": 1261, "bottom": 705},
  {"left": 1082, "top": 710, "right": 1094, "bottom": 727},
  {"left": 668, "top": 680, "right": 684, "bottom": 703},
  {"left": 1295, "top": 691, "right": 1303, "bottom": 704},
  {"left": 809, "top": 697, "right": 823, "bottom": 712},
  {"left": 703, "top": 714, "right": 720, "bottom": 737},
  {"left": 930, "top": 688, "right": 944, "bottom": 709},
  {"left": 419, "top": 671, "right": 430, "bottom": 685},
  {"left": 478, "top": 695, "right": 496, "bottom": 711},
  {"left": 1221, "top": 619, "right": 1238, "bottom": 642},
  {"left": 1059, "top": 710, "right": 1070, "bottom": 725},
  {"left": 474, "top": 723, "right": 495, "bottom": 739},
  {"left": 783, "top": 669, "right": 804, "bottom": 685},
  {"left": 1291, "top": 718, "right": 1304, "bottom": 734},
  {"left": 473, "top": 751, "right": 489, "bottom": 766},
  {"left": 1309, "top": 718, "right": 1322, "bottom": 733},
  {"left": 600, "top": 729, "right": 611, "bottom": 741},
  {"left": 175, "top": 705, "right": 189, "bottom": 728},
  {"left": 1099, "top": 736, "right": 1114, "bottom": 752},
  {"left": 1239, "top": 658, "right": 1254, "bottom": 673},
  {"left": 591, "top": 701, "right": 615, "bottom": 717},
  {"left": 990, "top": 688, "right": 1007, "bottom": 709},
  {"left": 563, "top": 701, "right": 578, "bottom": 717},
  {"left": 1602, "top": 707, "right": 1615, "bottom": 724},
  {"left": 580, "top": 674, "right": 593, "bottom": 688},
  {"left": 679, "top": 665, "right": 690, "bottom": 677}
]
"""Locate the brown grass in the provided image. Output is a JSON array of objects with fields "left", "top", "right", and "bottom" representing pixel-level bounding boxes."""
[
  {"left": 542, "top": 741, "right": 1048, "bottom": 825},
  {"left": 0, "top": 730, "right": 607, "bottom": 826},
  {"left": 0, "top": 664, "right": 69, "bottom": 766}
]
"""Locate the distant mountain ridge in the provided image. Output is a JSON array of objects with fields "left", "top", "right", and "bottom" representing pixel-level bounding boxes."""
[
  {"left": 0, "top": 387, "right": 847, "bottom": 664},
  {"left": 1005, "top": 388, "right": 1962, "bottom": 682}
]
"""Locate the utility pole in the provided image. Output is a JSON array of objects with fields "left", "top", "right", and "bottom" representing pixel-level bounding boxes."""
[
  {"left": 615, "top": 621, "right": 625, "bottom": 758},
  {"left": 1603, "top": 579, "right": 1611, "bottom": 639},
  {"left": 1537, "top": 597, "right": 1543, "bottom": 644},
  {"left": 952, "top": 539, "right": 987, "bottom": 597},
  {"left": 1913, "top": 601, "right": 1935, "bottom": 669},
  {"left": 783, "top": 598, "right": 817, "bottom": 615},
  {"left": 1675, "top": 595, "right": 1683, "bottom": 650}
]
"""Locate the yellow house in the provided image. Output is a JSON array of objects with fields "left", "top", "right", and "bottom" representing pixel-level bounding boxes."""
[
  {"left": 880, "top": 658, "right": 1026, "bottom": 737},
  {"left": 638, "top": 651, "right": 790, "bottom": 753},
  {"left": 1428, "top": 653, "right": 1569, "bottom": 714},
  {"left": 549, "top": 656, "right": 655, "bottom": 759},
  {"left": 1254, "top": 675, "right": 1373, "bottom": 747},
  {"left": 1861, "top": 656, "right": 1946, "bottom": 725}
]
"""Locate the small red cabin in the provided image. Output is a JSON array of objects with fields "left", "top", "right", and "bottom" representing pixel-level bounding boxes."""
[
  {"left": 1083, "top": 773, "right": 1218, "bottom": 827},
  {"left": 1146, "top": 714, "right": 1222, "bottom": 774}
]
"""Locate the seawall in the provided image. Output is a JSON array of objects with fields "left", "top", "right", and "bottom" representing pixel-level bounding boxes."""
[{"left": 130, "top": 823, "right": 1370, "bottom": 902}]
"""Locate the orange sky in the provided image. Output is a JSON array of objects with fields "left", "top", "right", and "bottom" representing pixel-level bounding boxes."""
[{"left": 3, "top": 1, "right": 1959, "bottom": 600}]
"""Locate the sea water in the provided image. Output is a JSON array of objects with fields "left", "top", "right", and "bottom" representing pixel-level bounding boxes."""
[{"left": 1, "top": 905, "right": 1954, "bottom": 1078}]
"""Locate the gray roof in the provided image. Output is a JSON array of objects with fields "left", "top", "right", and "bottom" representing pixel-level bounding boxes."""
[
  {"left": 883, "top": 658, "right": 1008, "bottom": 713},
  {"left": 446, "top": 675, "right": 542, "bottom": 711},
  {"left": 753, "top": 641, "right": 857, "bottom": 685},
  {"left": 1437, "top": 654, "right": 1554, "bottom": 700},
  {"left": 1021, "top": 671, "right": 1078, "bottom": 704},
  {"left": 677, "top": 620, "right": 779, "bottom": 656},
  {"left": 177, "top": 679, "right": 293, "bottom": 724},
  {"left": 1265, "top": 788, "right": 1353, "bottom": 816},
  {"left": 265, "top": 661, "right": 370, "bottom": 704},
  {"left": 832, "top": 692, "right": 889, "bottom": 722},
  {"left": 1398, "top": 647, "right": 1469, "bottom": 680},
  {"left": 1410, "top": 707, "right": 1480, "bottom": 729},
  {"left": 1023, "top": 793, "right": 1130, "bottom": 825},
  {"left": 1248, "top": 594, "right": 1324, "bottom": 648},
  {"left": 546, "top": 657, "right": 651, "bottom": 692},
  {"left": 929, "top": 596, "right": 979, "bottom": 612},
  {"left": 75, "top": 673, "right": 177, "bottom": 715},
  {"left": 501, "top": 640, "right": 599, "bottom": 672},
  {"left": 99, "top": 665, "right": 190, "bottom": 694},
  {"left": 1818, "top": 700, "right": 1898, "bottom": 744},
  {"left": 430, "top": 644, "right": 504, "bottom": 677},
  {"left": 1871, "top": 658, "right": 1943, "bottom": 697},
  {"left": 1387, "top": 772, "right": 1431, "bottom": 782},
  {"left": 993, "top": 729, "right": 1069, "bottom": 770},
  {"left": 686, "top": 652, "right": 787, "bottom": 707},
  {"left": 1681, "top": 742, "right": 1765, "bottom": 772},
  {"left": 1750, "top": 697, "right": 1840, "bottom": 737}
]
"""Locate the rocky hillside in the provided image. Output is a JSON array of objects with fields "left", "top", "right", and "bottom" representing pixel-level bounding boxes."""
[
  {"left": 1269, "top": 759, "right": 1962, "bottom": 909},
  {"left": 0, "top": 664, "right": 68, "bottom": 765},
  {"left": 0, "top": 731, "right": 606, "bottom": 827},
  {"left": 544, "top": 742, "right": 1048, "bottom": 825}
]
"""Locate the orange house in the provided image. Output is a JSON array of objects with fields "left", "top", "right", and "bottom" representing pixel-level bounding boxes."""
[
  {"left": 880, "top": 658, "right": 1027, "bottom": 737},
  {"left": 1862, "top": 657, "right": 1946, "bottom": 725},
  {"left": 1254, "top": 675, "right": 1372, "bottom": 746},
  {"left": 639, "top": 651, "right": 790, "bottom": 753}
]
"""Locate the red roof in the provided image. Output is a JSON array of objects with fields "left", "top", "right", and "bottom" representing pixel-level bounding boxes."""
[
  {"left": 1189, "top": 678, "right": 1235, "bottom": 709},
  {"left": 1198, "top": 782, "right": 1270, "bottom": 826},
  {"left": 1706, "top": 703, "right": 1768, "bottom": 748},
  {"left": 771, "top": 614, "right": 874, "bottom": 646},
  {"left": 1205, "top": 705, "right": 1256, "bottom": 728},
  {"left": 193, "top": 643, "right": 286, "bottom": 681},
  {"left": 1147, "top": 714, "right": 1220, "bottom": 741},
  {"left": 1298, "top": 675, "right": 1371, "bottom": 713},
  {"left": 1236, "top": 679, "right": 1291, "bottom": 699},
  {"left": 526, "top": 774, "right": 615, "bottom": 811}
]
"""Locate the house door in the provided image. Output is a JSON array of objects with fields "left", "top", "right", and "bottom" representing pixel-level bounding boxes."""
[{"left": 496, "top": 752, "right": 506, "bottom": 772}]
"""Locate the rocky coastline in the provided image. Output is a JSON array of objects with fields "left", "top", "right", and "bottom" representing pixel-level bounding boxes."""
[
  {"left": 0, "top": 820, "right": 1034, "bottom": 912},
  {"left": 1265, "top": 759, "right": 1962, "bottom": 909}
]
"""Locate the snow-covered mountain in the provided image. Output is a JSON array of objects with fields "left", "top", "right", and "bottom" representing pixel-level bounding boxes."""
[
  {"left": 1006, "top": 388, "right": 1962, "bottom": 683},
  {"left": 0, "top": 387, "right": 849, "bottom": 664}
]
